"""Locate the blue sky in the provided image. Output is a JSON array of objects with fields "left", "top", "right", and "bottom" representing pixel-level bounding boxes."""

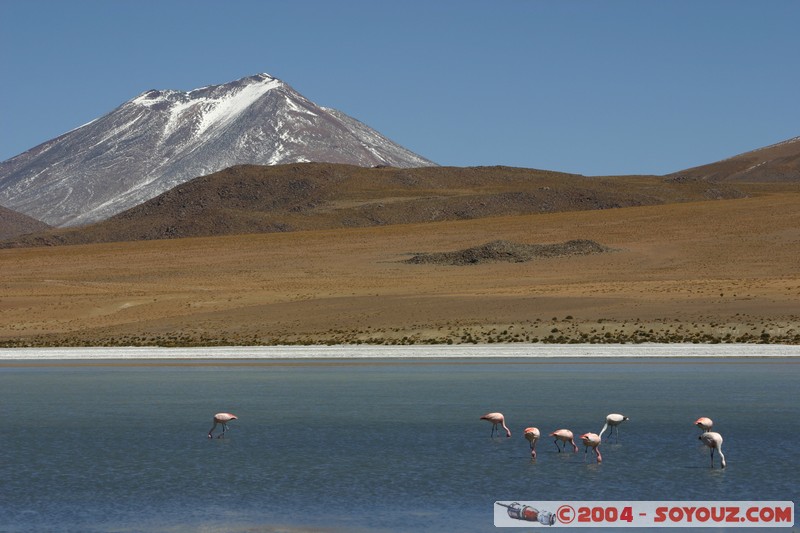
[{"left": 1, "top": 1, "right": 798, "bottom": 175}]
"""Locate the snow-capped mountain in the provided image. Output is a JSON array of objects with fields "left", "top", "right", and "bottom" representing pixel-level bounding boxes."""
[{"left": 0, "top": 73, "right": 435, "bottom": 226}]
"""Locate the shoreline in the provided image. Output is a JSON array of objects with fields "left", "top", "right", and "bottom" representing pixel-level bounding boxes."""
[{"left": 2, "top": 343, "right": 800, "bottom": 361}]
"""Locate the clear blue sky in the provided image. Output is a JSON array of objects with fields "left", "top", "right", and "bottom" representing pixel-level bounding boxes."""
[{"left": 2, "top": 1, "right": 798, "bottom": 175}]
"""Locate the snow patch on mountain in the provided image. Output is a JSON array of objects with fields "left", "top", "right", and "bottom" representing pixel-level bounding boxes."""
[{"left": 196, "top": 77, "right": 281, "bottom": 136}]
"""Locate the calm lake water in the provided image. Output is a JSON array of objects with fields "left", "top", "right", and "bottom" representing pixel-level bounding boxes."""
[{"left": 1, "top": 346, "right": 797, "bottom": 532}]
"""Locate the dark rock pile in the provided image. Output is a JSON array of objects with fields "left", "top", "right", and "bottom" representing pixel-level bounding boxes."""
[{"left": 405, "top": 239, "right": 611, "bottom": 266}]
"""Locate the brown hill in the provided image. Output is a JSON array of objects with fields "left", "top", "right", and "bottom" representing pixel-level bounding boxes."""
[
  {"left": 0, "top": 205, "right": 51, "bottom": 240},
  {"left": 668, "top": 136, "right": 800, "bottom": 182},
  {"left": 0, "top": 163, "right": 748, "bottom": 248}
]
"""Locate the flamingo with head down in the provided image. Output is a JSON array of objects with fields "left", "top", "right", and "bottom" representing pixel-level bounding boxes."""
[
  {"left": 524, "top": 427, "right": 540, "bottom": 458},
  {"left": 480, "top": 412, "right": 511, "bottom": 438},
  {"left": 550, "top": 429, "right": 578, "bottom": 453},
  {"left": 699, "top": 431, "right": 726, "bottom": 468},
  {"left": 208, "top": 412, "right": 237, "bottom": 438},
  {"left": 580, "top": 432, "right": 602, "bottom": 463}
]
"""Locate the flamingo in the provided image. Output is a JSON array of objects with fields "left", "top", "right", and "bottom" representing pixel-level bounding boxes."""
[
  {"left": 599, "top": 413, "right": 629, "bottom": 442},
  {"left": 695, "top": 417, "right": 713, "bottom": 432},
  {"left": 550, "top": 429, "right": 578, "bottom": 453},
  {"left": 523, "top": 427, "right": 540, "bottom": 458},
  {"left": 208, "top": 412, "right": 237, "bottom": 438},
  {"left": 699, "top": 431, "right": 726, "bottom": 468},
  {"left": 480, "top": 412, "right": 511, "bottom": 438},
  {"left": 580, "top": 432, "right": 602, "bottom": 463}
]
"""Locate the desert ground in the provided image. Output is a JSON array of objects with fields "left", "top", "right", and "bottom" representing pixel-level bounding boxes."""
[{"left": 1, "top": 189, "right": 798, "bottom": 346}]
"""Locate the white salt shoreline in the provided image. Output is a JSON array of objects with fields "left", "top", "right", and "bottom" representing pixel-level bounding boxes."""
[{"left": 1, "top": 343, "right": 799, "bottom": 360}]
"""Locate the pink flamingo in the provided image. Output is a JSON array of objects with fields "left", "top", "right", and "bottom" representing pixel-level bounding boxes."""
[
  {"left": 695, "top": 417, "right": 713, "bottom": 432},
  {"left": 208, "top": 412, "right": 237, "bottom": 438},
  {"left": 599, "top": 413, "right": 629, "bottom": 442},
  {"left": 699, "top": 431, "right": 726, "bottom": 468},
  {"left": 580, "top": 432, "right": 602, "bottom": 463},
  {"left": 480, "top": 412, "right": 511, "bottom": 438},
  {"left": 550, "top": 429, "right": 578, "bottom": 452},
  {"left": 523, "top": 427, "right": 540, "bottom": 458}
]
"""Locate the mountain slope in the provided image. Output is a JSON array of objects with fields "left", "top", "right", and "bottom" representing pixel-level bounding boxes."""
[
  {"left": 0, "top": 163, "right": 748, "bottom": 248},
  {"left": 0, "top": 74, "right": 434, "bottom": 227},
  {"left": 668, "top": 136, "right": 800, "bottom": 182},
  {"left": 0, "top": 205, "right": 51, "bottom": 240}
]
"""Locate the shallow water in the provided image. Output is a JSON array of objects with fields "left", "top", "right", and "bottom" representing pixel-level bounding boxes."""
[{"left": 1, "top": 347, "right": 797, "bottom": 532}]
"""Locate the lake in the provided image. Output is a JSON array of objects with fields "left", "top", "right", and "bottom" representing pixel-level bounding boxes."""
[{"left": 1, "top": 345, "right": 797, "bottom": 532}]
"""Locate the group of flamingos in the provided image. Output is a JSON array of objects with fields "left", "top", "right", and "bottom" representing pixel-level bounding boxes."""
[
  {"left": 209, "top": 411, "right": 725, "bottom": 468},
  {"left": 479, "top": 412, "right": 727, "bottom": 468}
]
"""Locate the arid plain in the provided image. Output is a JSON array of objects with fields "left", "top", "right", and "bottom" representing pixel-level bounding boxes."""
[{"left": 2, "top": 185, "right": 798, "bottom": 346}]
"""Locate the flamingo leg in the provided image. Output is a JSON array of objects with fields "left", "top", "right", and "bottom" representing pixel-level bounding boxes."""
[{"left": 554, "top": 439, "right": 562, "bottom": 452}]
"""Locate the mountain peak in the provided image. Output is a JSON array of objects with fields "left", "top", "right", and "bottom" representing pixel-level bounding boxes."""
[
  {"left": 0, "top": 74, "right": 435, "bottom": 227},
  {"left": 131, "top": 73, "right": 282, "bottom": 108}
]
